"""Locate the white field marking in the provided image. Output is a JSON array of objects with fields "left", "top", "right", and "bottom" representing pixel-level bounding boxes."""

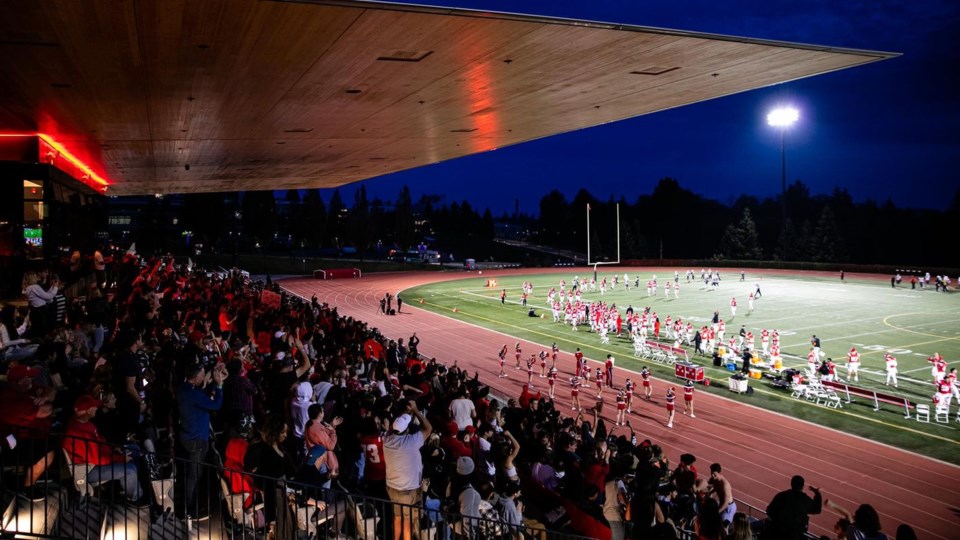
[{"left": 780, "top": 317, "right": 960, "bottom": 350}]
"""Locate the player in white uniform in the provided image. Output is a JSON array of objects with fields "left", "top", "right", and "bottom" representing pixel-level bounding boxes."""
[
  {"left": 747, "top": 292, "right": 755, "bottom": 313},
  {"left": 730, "top": 297, "right": 737, "bottom": 318},
  {"left": 674, "top": 282, "right": 680, "bottom": 299},
  {"left": 884, "top": 353, "right": 898, "bottom": 388},
  {"left": 846, "top": 347, "right": 861, "bottom": 382}
]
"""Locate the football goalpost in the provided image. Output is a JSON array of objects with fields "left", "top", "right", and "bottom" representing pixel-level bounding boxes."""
[{"left": 586, "top": 202, "right": 621, "bottom": 282}]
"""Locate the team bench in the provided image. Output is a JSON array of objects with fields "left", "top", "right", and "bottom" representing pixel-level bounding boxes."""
[
  {"left": 820, "top": 380, "right": 914, "bottom": 418},
  {"left": 643, "top": 340, "right": 688, "bottom": 365}
]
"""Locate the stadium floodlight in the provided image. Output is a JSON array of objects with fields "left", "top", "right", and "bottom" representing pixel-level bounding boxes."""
[
  {"left": 767, "top": 107, "right": 799, "bottom": 127},
  {"left": 767, "top": 106, "right": 800, "bottom": 216}
]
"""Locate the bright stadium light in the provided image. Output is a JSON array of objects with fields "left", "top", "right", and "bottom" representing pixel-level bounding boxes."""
[
  {"left": 767, "top": 106, "right": 800, "bottom": 216},
  {"left": 767, "top": 107, "right": 799, "bottom": 127}
]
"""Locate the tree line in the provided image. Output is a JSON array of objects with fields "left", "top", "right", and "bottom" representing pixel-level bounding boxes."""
[{"left": 162, "top": 179, "right": 958, "bottom": 266}]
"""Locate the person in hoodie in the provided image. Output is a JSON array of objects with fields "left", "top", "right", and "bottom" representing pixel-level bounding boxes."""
[{"left": 288, "top": 381, "right": 314, "bottom": 463}]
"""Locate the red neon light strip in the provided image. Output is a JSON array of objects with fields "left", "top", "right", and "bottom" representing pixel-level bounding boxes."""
[{"left": 0, "top": 132, "right": 109, "bottom": 187}]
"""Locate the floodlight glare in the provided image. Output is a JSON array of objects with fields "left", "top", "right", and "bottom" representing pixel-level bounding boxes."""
[{"left": 767, "top": 107, "right": 799, "bottom": 127}]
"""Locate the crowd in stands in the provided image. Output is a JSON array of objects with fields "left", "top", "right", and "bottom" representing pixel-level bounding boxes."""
[{"left": 0, "top": 252, "right": 921, "bottom": 540}]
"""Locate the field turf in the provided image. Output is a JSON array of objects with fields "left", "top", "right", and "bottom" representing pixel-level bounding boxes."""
[{"left": 403, "top": 269, "right": 960, "bottom": 464}]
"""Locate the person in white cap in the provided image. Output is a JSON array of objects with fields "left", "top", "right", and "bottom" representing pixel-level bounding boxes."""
[{"left": 383, "top": 400, "right": 432, "bottom": 540}]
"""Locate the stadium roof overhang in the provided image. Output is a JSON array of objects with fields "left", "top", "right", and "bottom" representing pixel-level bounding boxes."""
[{"left": 0, "top": 0, "right": 897, "bottom": 195}]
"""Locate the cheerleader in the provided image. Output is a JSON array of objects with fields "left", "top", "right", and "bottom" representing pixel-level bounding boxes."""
[
  {"left": 595, "top": 367, "right": 604, "bottom": 398},
  {"left": 641, "top": 366, "right": 653, "bottom": 400},
  {"left": 539, "top": 350, "right": 548, "bottom": 378},
  {"left": 570, "top": 377, "right": 582, "bottom": 411},
  {"left": 548, "top": 366, "right": 558, "bottom": 398},
  {"left": 615, "top": 390, "right": 627, "bottom": 426},
  {"left": 498, "top": 345, "right": 508, "bottom": 378},
  {"left": 666, "top": 387, "right": 677, "bottom": 429},
  {"left": 514, "top": 342, "right": 522, "bottom": 369},
  {"left": 683, "top": 379, "right": 696, "bottom": 418},
  {"left": 624, "top": 378, "right": 635, "bottom": 413}
]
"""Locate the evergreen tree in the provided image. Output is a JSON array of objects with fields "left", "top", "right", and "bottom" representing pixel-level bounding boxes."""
[
  {"left": 302, "top": 189, "right": 326, "bottom": 248},
  {"left": 811, "top": 205, "right": 844, "bottom": 262},
  {"left": 714, "top": 208, "right": 762, "bottom": 260}
]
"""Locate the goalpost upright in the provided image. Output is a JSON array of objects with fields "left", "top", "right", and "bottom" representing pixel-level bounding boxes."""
[{"left": 586, "top": 202, "right": 621, "bottom": 282}]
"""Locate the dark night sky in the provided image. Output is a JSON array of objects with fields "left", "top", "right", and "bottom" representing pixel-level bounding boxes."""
[{"left": 321, "top": 0, "right": 960, "bottom": 214}]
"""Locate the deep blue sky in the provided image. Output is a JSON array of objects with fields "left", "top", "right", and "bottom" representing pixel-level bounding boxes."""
[{"left": 321, "top": 0, "right": 959, "bottom": 214}]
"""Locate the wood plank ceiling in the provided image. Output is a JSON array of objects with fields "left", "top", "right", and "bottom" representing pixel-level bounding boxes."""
[{"left": 0, "top": 0, "right": 896, "bottom": 195}]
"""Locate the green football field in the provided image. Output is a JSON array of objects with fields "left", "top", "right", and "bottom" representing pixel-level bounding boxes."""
[{"left": 403, "top": 269, "right": 960, "bottom": 464}]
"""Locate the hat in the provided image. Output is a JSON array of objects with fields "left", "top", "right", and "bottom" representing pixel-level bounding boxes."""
[
  {"left": 189, "top": 330, "right": 204, "bottom": 343},
  {"left": 456, "top": 456, "right": 475, "bottom": 476},
  {"left": 392, "top": 413, "right": 412, "bottom": 433},
  {"left": 464, "top": 425, "right": 476, "bottom": 434},
  {"left": 74, "top": 394, "right": 103, "bottom": 412},
  {"left": 274, "top": 330, "right": 287, "bottom": 339},
  {"left": 6, "top": 364, "right": 40, "bottom": 383},
  {"left": 307, "top": 445, "right": 327, "bottom": 464}
]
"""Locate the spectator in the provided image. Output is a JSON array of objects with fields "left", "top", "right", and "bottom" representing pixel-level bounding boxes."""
[
  {"left": 383, "top": 400, "right": 432, "bottom": 540},
  {"left": 63, "top": 394, "right": 147, "bottom": 507},
  {"left": 176, "top": 362, "right": 227, "bottom": 519},
  {"left": 695, "top": 497, "right": 724, "bottom": 540},
  {"left": 449, "top": 388, "right": 476, "bottom": 432},
  {"left": 23, "top": 272, "right": 59, "bottom": 338},
  {"left": 761, "top": 475, "right": 822, "bottom": 540},
  {"left": 112, "top": 330, "right": 145, "bottom": 438},
  {"left": 246, "top": 417, "right": 298, "bottom": 526},
  {"left": 708, "top": 463, "right": 736, "bottom": 525},
  {"left": 729, "top": 511, "right": 752, "bottom": 540},
  {"left": 304, "top": 402, "right": 341, "bottom": 479},
  {"left": 0, "top": 363, "right": 57, "bottom": 499},
  {"left": 603, "top": 462, "right": 629, "bottom": 540}
]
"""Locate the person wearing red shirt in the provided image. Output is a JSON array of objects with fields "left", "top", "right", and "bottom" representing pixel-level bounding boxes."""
[
  {"left": 359, "top": 417, "right": 388, "bottom": 497},
  {"left": 440, "top": 421, "right": 473, "bottom": 459},
  {"left": 605, "top": 354, "right": 616, "bottom": 388},
  {"left": 0, "top": 364, "right": 57, "bottom": 499},
  {"left": 63, "top": 394, "right": 145, "bottom": 506}
]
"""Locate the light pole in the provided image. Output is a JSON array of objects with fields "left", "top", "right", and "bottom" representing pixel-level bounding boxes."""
[{"left": 767, "top": 106, "right": 799, "bottom": 217}]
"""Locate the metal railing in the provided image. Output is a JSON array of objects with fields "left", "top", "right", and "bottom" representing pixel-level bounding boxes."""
[{"left": 1, "top": 424, "right": 593, "bottom": 539}]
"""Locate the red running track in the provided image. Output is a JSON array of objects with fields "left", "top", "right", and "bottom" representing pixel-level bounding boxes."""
[{"left": 281, "top": 269, "right": 960, "bottom": 539}]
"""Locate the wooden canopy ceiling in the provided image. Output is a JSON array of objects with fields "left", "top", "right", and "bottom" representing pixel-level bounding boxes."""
[{"left": 0, "top": 0, "right": 895, "bottom": 195}]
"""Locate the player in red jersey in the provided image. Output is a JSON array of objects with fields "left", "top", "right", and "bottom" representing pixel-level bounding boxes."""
[
  {"left": 683, "top": 379, "right": 696, "bottom": 418},
  {"left": 928, "top": 353, "right": 947, "bottom": 383},
  {"left": 641, "top": 366, "right": 653, "bottom": 399},
  {"left": 498, "top": 344, "right": 508, "bottom": 378},
  {"left": 666, "top": 387, "right": 677, "bottom": 428},
  {"left": 547, "top": 366, "right": 558, "bottom": 399},
  {"left": 615, "top": 390, "right": 627, "bottom": 426},
  {"left": 570, "top": 377, "right": 582, "bottom": 411}
]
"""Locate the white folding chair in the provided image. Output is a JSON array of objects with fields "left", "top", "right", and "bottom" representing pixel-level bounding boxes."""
[
  {"left": 915, "top": 404, "right": 930, "bottom": 423},
  {"left": 61, "top": 449, "right": 100, "bottom": 501},
  {"left": 934, "top": 406, "right": 950, "bottom": 423}
]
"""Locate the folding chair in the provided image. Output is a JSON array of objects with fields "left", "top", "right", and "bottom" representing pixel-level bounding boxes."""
[
  {"left": 915, "top": 404, "right": 930, "bottom": 423},
  {"left": 220, "top": 477, "right": 264, "bottom": 531},
  {"left": 61, "top": 449, "right": 102, "bottom": 503},
  {"left": 934, "top": 406, "right": 950, "bottom": 423}
]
